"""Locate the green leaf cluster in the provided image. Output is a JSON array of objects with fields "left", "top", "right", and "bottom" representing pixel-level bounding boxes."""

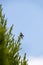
[{"left": 0, "top": 5, "right": 28, "bottom": 65}]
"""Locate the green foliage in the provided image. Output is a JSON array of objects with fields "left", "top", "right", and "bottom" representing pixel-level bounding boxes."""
[{"left": 0, "top": 4, "right": 28, "bottom": 65}]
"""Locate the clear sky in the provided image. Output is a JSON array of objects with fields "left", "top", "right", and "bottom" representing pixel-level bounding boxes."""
[{"left": 0, "top": 0, "right": 43, "bottom": 58}]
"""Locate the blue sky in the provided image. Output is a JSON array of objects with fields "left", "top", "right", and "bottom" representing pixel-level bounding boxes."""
[{"left": 0, "top": 0, "right": 43, "bottom": 57}]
